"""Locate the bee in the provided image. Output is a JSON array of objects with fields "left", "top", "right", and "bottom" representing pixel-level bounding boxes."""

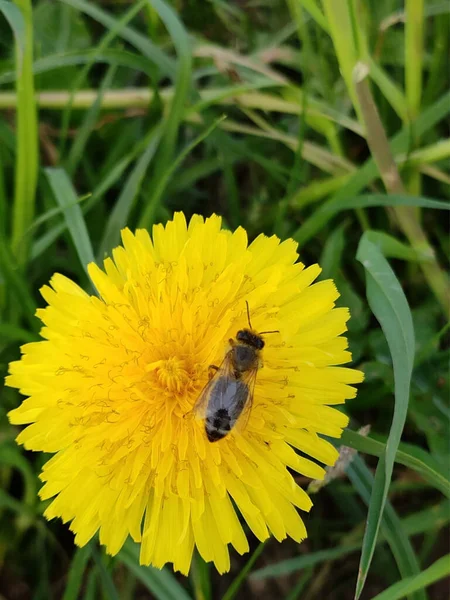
[{"left": 193, "top": 302, "right": 278, "bottom": 442}]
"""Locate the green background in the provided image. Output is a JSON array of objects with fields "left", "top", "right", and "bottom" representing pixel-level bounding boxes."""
[{"left": 0, "top": 1, "right": 449, "bottom": 598}]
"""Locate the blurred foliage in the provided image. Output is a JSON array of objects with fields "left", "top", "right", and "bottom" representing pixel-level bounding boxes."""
[{"left": 0, "top": 0, "right": 449, "bottom": 599}]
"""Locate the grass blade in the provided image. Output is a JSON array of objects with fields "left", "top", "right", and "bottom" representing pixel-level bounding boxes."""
[
  {"left": 405, "top": 0, "right": 424, "bottom": 120},
  {"left": 8, "top": 0, "right": 38, "bottom": 267},
  {"left": 348, "top": 456, "right": 425, "bottom": 600},
  {"left": 138, "top": 115, "right": 226, "bottom": 229},
  {"left": 59, "top": 0, "right": 175, "bottom": 76},
  {"left": 44, "top": 168, "right": 95, "bottom": 271},
  {"left": 97, "top": 127, "right": 162, "bottom": 259},
  {"left": 292, "top": 90, "right": 450, "bottom": 246},
  {"left": 141, "top": 0, "right": 192, "bottom": 223},
  {"left": 118, "top": 539, "right": 192, "bottom": 600},
  {"left": 91, "top": 547, "right": 120, "bottom": 600},
  {"left": 222, "top": 542, "right": 266, "bottom": 600},
  {"left": 354, "top": 232, "right": 415, "bottom": 599},
  {"left": 62, "top": 545, "right": 92, "bottom": 600},
  {"left": 341, "top": 430, "right": 450, "bottom": 498},
  {"left": 371, "top": 554, "right": 450, "bottom": 600},
  {"left": 293, "top": 193, "right": 450, "bottom": 248}
]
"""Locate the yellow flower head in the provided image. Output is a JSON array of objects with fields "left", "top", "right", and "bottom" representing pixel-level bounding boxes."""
[{"left": 7, "top": 213, "right": 363, "bottom": 574}]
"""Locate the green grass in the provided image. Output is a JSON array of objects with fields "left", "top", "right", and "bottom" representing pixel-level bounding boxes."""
[{"left": 0, "top": 0, "right": 449, "bottom": 598}]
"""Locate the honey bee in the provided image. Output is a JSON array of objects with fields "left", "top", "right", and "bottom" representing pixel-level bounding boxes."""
[{"left": 193, "top": 302, "right": 278, "bottom": 442}]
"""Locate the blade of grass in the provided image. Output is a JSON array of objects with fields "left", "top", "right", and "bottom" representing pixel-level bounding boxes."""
[
  {"left": 354, "top": 232, "right": 415, "bottom": 599},
  {"left": 44, "top": 168, "right": 95, "bottom": 271},
  {"left": 59, "top": 0, "right": 147, "bottom": 156},
  {"left": 97, "top": 126, "right": 162, "bottom": 260},
  {"left": 138, "top": 115, "right": 226, "bottom": 229},
  {"left": 405, "top": 0, "right": 424, "bottom": 120},
  {"left": 118, "top": 539, "right": 192, "bottom": 600},
  {"left": 142, "top": 0, "right": 192, "bottom": 213},
  {"left": 91, "top": 547, "right": 120, "bottom": 600},
  {"left": 59, "top": 0, "right": 175, "bottom": 76},
  {"left": 62, "top": 545, "right": 92, "bottom": 600},
  {"left": 353, "top": 62, "right": 450, "bottom": 317},
  {"left": 66, "top": 64, "right": 117, "bottom": 174},
  {"left": 222, "top": 542, "right": 266, "bottom": 600},
  {"left": 0, "top": 235, "right": 38, "bottom": 332},
  {"left": 190, "top": 554, "right": 211, "bottom": 600},
  {"left": 9, "top": 0, "right": 38, "bottom": 267},
  {"left": 371, "top": 554, "right": 450, "bottom": 600},
  {"left": 291, "top": 90, "right": 450, "bottom": 245},
  {"left": 0, "top": 48, "right": 155, "bottom": 85},
  {"left": 348, "top": 456, "right": 425, "bottom": 600},
  {"left": 340, "top": 430, "right": 450, "bottom": 498},
  {"left": 321, "top": 0, "right": 363, "bottom": 123},
  {"left": 0, "top": 323, "right": 38, "bottom": 343}
]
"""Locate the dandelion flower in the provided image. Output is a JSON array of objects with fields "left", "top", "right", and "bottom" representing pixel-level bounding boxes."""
[{"left": 7, "top": 213, "right": 363, "bottom": 574}]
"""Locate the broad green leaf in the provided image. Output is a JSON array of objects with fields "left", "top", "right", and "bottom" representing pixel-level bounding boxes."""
[
  {"left": 371, "top": 554, "right": 450, "bottom": 600},
  {"left": 44, "top": 168, "right": 95, "bottom": 271},
  {"left": 354, "top": 232, "right": 416, "bottom": 599},
  {"left": 118, "top": 539, "right": 192, "bottom": 600}
]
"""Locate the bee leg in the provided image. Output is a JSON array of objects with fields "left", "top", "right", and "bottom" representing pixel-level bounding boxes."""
[
  {"left": 228, "top": 338, "right": 235, "bottom": 346},
  {"left": 208, "top": 364, "right": 219, "bottom": 379}
]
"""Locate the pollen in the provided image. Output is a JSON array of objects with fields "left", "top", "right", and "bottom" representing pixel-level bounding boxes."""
[{"left": 6, "top": 212, "right": 363, "bottom": 575}]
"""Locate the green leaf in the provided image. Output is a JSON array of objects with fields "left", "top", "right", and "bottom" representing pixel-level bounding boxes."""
[
  {"left": 59, "top": 0, "right": 175, "bottom": 76},
  {"left": 118, "top": 539, "right": 192, "bottom": 600},
  {"left": 348, "top": 456, "right": 425, "bottom": 600},
  {"left": 65, "top": 64, "right": 117, "bottom": 175},
  {"left": 341, "top": 429, "right": 450, "bottom": 498},
  {"left": 97, "top": 127, "right": 162, "bottom": 259},
  {"left": 363, "top": 231, "right": 424, "bottom": 262},
  {"left": 293, "top": 194, "right": 450, "bottom": 247},
  {"left": 139, "top": 0, "right": 192, "bottom": 226},
  {"left": 292, "top": 89, "right": 450, "bottom": 247},
  {"left": 138, "top": 115, "right": 226, "bottom": 229},
  {"left": 371, "top": 554, "right": 450, "bottom": 600},
  {"left": 354, "top": 232, "right": 416, "bottom": 599},
  {"left": 0, "top": 49, "right": 155, "bottom": 85},
  {"left": 0, "top": 1, "right": 25, "bottom": 61},
  {"left": 91, "top": 547, "right": 120, "bottom": 600},
  {"left": 7, "top": 0, "right": 39, "bottom": 267},
  {"left": 0, "top": 442, "right": 37, "bottom": 507},
  {"left": 62, "top": 545, "right": 92, "bottom": 600},
  {"left": 250, "top": 544, "right": 361, "bottom": 580},
  {"left": 222, "top": 542, "right": 266, "bottom": 600},
  {"left": 44, "top": 168, "right": 95, "bottom": 271}
]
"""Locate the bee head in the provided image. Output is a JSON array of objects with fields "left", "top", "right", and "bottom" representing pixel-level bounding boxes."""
[{"left": 236, "top": 328, "right": 265, "bottom": 350}]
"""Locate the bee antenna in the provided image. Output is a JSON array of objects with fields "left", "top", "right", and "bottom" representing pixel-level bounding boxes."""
[
  {"left": 258, "top": 330, "right": 280, "bottom": 335},
  {"left": 245, "top": 300, "right": 253, "bottom": 329}
]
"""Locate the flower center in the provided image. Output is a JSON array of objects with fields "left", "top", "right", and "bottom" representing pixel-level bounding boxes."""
[{"left": 146, "top": 356, "right": 192, "bottom": 394}]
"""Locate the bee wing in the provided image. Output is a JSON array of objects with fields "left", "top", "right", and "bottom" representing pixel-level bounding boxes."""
[
  {"left": 192, "top": 353, "right": 234, "bottom": 420},
  {"left": 232, "top": 365, "right": 258, "bottom": 434}
]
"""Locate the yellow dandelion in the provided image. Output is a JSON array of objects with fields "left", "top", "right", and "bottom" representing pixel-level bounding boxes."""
[{"left": 6, "top": 213, "right": 363, "bottom": 574}]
